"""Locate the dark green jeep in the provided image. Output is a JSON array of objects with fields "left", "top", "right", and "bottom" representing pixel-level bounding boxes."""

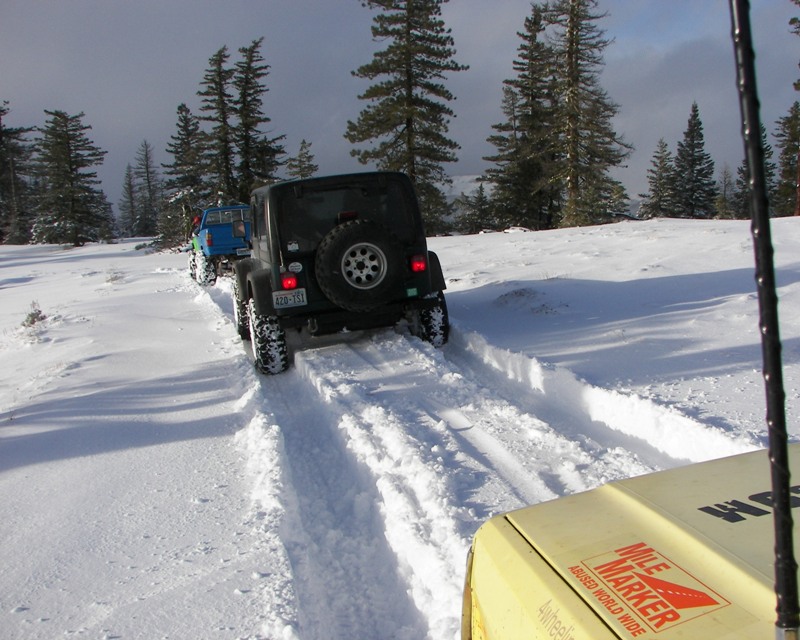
[{"left": 232, "top": 171, "right": 449, "bottom": 374}]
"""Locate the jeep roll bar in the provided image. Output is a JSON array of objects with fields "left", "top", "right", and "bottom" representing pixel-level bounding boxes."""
[{"left": 729, "top": 1, "right": 800, "bottom": 637}]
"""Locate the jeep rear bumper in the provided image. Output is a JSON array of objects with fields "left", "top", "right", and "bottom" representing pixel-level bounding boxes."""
[{"left": 277, "top": 295, "right": 439, "bottom": 336}]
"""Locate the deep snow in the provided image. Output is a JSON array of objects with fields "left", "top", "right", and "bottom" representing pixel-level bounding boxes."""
[{"left": 1, "top": 217, "right": 798, "bottom": 639}]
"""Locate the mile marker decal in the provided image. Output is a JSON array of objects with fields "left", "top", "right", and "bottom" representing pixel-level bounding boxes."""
[{"left": 569, "top": 542, "right": 729, "bottom": 636}]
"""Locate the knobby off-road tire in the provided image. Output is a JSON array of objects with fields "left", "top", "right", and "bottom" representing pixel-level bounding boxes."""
[
  {"left": 315, "top": 220, "right": 403, "bottom": 312},
  {"left": 233, "top": 280, "right": 250, "bottom": 340},
  {"left": 418, "top": 291, "right": 449, "bottom": 347},
  {"left": 188, "top": 251, "right": 197, "bottom": 281},
  {"left": 195, "top": 252, "right": 217, "bottom": 286},
  {"left": 247, "top": 299, "right": 289, "bottom": 374}
]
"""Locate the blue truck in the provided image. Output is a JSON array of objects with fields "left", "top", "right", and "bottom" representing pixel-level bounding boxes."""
[{"left": 189, "top": 204, "right": 251, "bottom": 285}]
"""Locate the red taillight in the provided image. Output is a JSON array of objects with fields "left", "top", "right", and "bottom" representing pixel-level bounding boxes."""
[
  {"left": 205, "top": 231, "right": 212, "bottom": 246},
  {"left": 338, "top": 210, "right": 359, "bottom": 223},
  {"left": 410, "top": 254, "right": 427, "bottom": 273},
  {"left": 281, "top": 272, "right": 298, "bottom": 290}
]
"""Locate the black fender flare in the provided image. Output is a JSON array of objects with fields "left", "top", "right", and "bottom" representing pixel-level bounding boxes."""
[
  {"left": 233, "top": 258, "right": 255, "bottom": 294},
  {"left": 427, "top": 250, "right": 446, "bottom": 292},
  {"left": 246, "top": 268, "right": 277, "bottom": 316}
]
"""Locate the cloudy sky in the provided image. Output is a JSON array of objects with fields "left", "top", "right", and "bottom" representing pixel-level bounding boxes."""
[{"left": 1, "top": 0, "right": 798, "bottom": 209}]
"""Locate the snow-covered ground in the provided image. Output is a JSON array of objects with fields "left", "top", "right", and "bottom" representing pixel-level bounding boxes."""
[{"left": 2, "top": 218, "right": 798, "bottom": 639}]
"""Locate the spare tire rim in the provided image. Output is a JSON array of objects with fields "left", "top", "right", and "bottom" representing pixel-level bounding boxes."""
[{"left": 340, "top": 241, "right": 388, "bottom": 290}]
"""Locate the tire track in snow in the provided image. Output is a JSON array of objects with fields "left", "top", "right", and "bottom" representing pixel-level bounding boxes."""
[
  {"left": 289, "top": 329, "right": 678, "bottom": 638},
  {"left": 253, "top": 370, "right": 428, "bottom": 640},
  {"left": 238, "top": 327, "right": 662, "bottom": 638},
  {"left": 200, "top": 281, "right": 426, "bottom": 639},
  {"left": 207, "top": 278, "right": 757, "bottom": 640},
  {"left": 292, "top": 337, "right": 475, "bottom": 640}
]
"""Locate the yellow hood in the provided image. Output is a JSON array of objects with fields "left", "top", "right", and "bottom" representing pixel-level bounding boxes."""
[{"left": 467, "top": 445, "right": 799, "bottom": 639}]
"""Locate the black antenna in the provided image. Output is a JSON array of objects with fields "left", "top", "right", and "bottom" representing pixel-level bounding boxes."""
[{"left": 728, "top": 1, "right": 799, "bottom": 636}]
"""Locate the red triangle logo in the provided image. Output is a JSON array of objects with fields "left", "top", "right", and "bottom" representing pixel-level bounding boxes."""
[{"left": 634, "top": 572, "right": 719, "bottom": 610}]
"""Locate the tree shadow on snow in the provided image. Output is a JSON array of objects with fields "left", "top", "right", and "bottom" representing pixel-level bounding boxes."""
[{"left": 0, "top": 360, "right": 242, "bottom": 473}]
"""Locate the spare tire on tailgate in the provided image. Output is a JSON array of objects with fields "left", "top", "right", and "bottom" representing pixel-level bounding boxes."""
[{"left": 315, "top": 219, "right": 403, "bottom": 312}]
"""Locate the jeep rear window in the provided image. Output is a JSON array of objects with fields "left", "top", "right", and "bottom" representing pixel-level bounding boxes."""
[{"left": 275, "top": 180, "right": 416, "bottom": 251}]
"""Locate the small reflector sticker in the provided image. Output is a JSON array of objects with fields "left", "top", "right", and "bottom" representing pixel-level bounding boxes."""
[{"left": 568, "top": 542, "right": 728, "bottom": 635}]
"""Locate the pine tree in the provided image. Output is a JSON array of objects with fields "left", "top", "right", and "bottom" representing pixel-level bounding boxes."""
[
  {"left": 0, "top": 101, "right": 34, "bottom": 243},
  {"left": 118, "top": 164, "right": 137, "bottom": 237},
  {"left": 548, "top": 0, "right": 631, "bottom": 227},
  {"left": 133, "top": 140, "right": 162, "bottom": 236},
  {"left": 346, "top": 0, "right": 468, "bottom": 231},
  {"left": 158, "top": 190, "right": 194, "bottom": 247},
  {"left": 454, "top": 183, "right": 494, "bottom": 234},
  {"left": 715, "top": 165, "right": 737, "bottom": 219},
  {"left": 233, "top": 38, "right": 284, "bottom": 199},
  {"left": 95, "top": 191, "right": 116, "bottom": 242},
  {"left": 733, "top": 163, "right": 751, "bottom": 219},
  {"left": 31, "top": 110, "right": 112, "bottom": 246},
  {"left": 791, "top": 0, "right": 800, "bottom": 91},
  {"left": 773, "top": 101, "right": 800, "bottom": 217},
  {"left": 162, "top": 103, "right": 206, "bottom": 243},
  {"left": 251, "top": 134, "right": 286, "bottom": 190},
  {"left": 733, "top": 124, "right": 777, "bottom": 217},
  {"left": 603, "top": 180, "right": 630, "bottom": 218},
  {"left": 673, "top": 102, "right": 716, "bottom": 218},
  {"left": 198, "top": 46, "right": 237, "bottom": 201},
  {"left": 484, "top": 5, "right": 560, "bottom": 230},
  {"left": 163, "top": 103, "right": 206, "bottom": 198},
  {"left": 286, "top": 139, "right": 318, "bottom": 179},
  {"left": 484, "top": 86, "right": 525, "bottom": 229},
  {"left": 485, "top": 87, "right": 542, "bottom": 229},
  {"left": 639, "top": 139, "right": 677, "bottom": 218}
]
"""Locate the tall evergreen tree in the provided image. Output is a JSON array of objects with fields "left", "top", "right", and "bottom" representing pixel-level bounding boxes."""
[
  {"left": 732, "top": 162, "right": 751, "bottom": 220},
  {"left": 198, "top": 46, "right": 237, "bottom": 201},
  {"left": 31, "top": 110, "right": 111, "bottom": 246},
  {"left": 133, "top": 140, "right": 162, "bottom": 236},
  {"left": 484, "top": 5, "right": 560, "bottom": 230},
  {"left": 774, "top": 101, "right": 800, "bottom": 217},
  {"left": 791, "top": 0, "right": 800, "bottom": 90},
  {"left": 250, "top": 135, "right": 286, "bottom": 190},
  {"left": 286, "top": 139, "right": 318, "bottom": 179},
  {"left": 673, "top": 102, "right": 716, "bottom": 218},
  {"left": 0, "top": 101, "right": 34, "bottom": 243},
  {"left": 548, "top": 0, "right": 631, "bottom": 227},
  {"left": 163, "top": 103, "right": 206, "bottom": 198},
  {"left": 162, "top": 103, "right": 206, "bottom": 243},
  {"left": 485, "top": 87, "right": 539, "bottom": 229},
  {"left": 118, "top": 163, "right": 137, "bottom": 237},
  {"left": 345, "top": 0, "right": 468, "bottom": 231},
  {"left": 733, "top": 123, "right": 777, "bottom": 217},
  {"left": 233, "top": 38, "right": 284, "bottom": 199},
  {"left": 639, "top": 138, "right": 677, "bottom": 218}
]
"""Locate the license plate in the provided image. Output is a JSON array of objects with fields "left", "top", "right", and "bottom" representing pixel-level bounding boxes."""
[
  {"left": 236, "top": 248, "right": 251, "bottom": 256},
  {"left": 272, "top": 288, "right": 307, "bottom": 308}
]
